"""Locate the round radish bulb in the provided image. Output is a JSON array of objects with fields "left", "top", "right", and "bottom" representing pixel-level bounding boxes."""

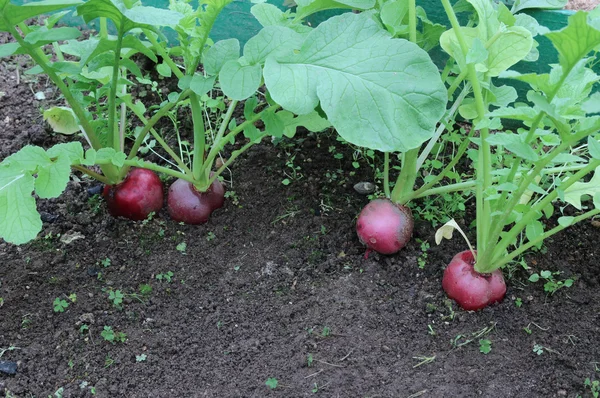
[
  {"left": 167, "top": 178, "right": 225, "bottom": 224},
  {"left": 356, "top": 199, "right": 414, "bottom": 255},
  {"left": 102, "top": 168, "right": 164, "bottom": 221},
  {"left": 442, "top": 250, "right": 506, "bottom": 311}
]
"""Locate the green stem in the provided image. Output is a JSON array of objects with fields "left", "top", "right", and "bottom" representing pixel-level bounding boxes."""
[
  {"left": 107, "top": 25, "right": 125, "bottom": 151},
  {"left": 201, "top": 99, "right": 238, "bottom": 179},
  {"left": 407, "top": 124, "right": 475, "bottom": 202},
  {"left": 441, "top": 0, "right": 491, "bottom": 259},
  {"left": 143, "top": 29, "right": 184, "bottom": 79},
  {"left": 493, "top": 208, "right": 600, "bottom": 269},
  {"left": 408, "top": 0, "right": 417, "bottom": 44},
  {"left": 383, "top": 152, "right": 391, "bottom": 198},
  {"left": 98, "top": 159, "right": 194, "bottom": 183},
  {"left": 480, "top": 128, "right": 592, "bottom": 265},
  {"left": 123, "top": 90, "right": 191, "bottom": 178},
  {"left": 206, "top": 140, "right": 257, "bottom": 188},
  {"left": 72, "top": 165, "right": 111, "bottom": 185},
  {"left": 486, "top": 159, "right": 600, "bottom": 269},
  {"left": 390, "top": 149, "right": 419, "bottom": 204},
  {"left": 125, "top": 103, "right": 192, "bottom": 176},
  {"left": 446, "top": 69, "right": 468, "bottom": 100},
  {"left": 189, "top": 93, "right": 207, "bottom": 182},
  {"left": 6, "top": 25, "right": 118, "bottom": 181}
]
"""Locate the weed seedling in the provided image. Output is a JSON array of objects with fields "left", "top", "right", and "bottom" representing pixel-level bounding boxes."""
[
  {"left": 584, "top": 378, "right": 599, "bottom": 398},
  {"left": 136, "top": 354, "right": 147, "bottom": 362},
  {"left": 176, "top": 242, "right": 187, "bottom": 254},
  {"left": 265, "top": 377, "right": 278, "bottom": 390},
  {"left": 53, "top": 297, "right": 69, "bottom": 313},
  {"left": 101, "top": 326, "right": 127, "bottom": 344},
  {"left": 156, "top": 271, "right": 174, "bottom": 283},
  {"left": 108, "top": 290, "right": 125, "bottom": 309},
  {"left": 529, "top": 270, "right": 574, "bottom": 295},
  {"left": 479, "top": 339, "right": 492, "bottom": 354}
]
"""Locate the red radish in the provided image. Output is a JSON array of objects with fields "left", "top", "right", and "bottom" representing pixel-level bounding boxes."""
[
  {"left": 442, "top": 250, "right": 506, "bottom": 311},
  {"left": 167, "top": 178, "right": 225, "bottom": 224},
  {"left": 356, "top": 198, "right": 414, "bottom": 256},
  {"left": 102, "top": 168, "right": 164, "bottom": 221}
]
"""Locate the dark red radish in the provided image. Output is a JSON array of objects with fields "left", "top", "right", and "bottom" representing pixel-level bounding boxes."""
[
  {"left": 167, "top": 178, "right": 225, "bottom": 224},
  {"left": 442, "top": 250, "right": 506, "bottom": 311},
  {"left": 102, "top": 168, "right": 164, "bottom": 221},
  {"left": 356, "top": 198, "right": 414, "bottom": 256}
]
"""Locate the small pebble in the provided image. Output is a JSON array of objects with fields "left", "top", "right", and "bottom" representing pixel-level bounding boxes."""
[
  {"left": 353, "top": 182, "right": 376, "bottom": 195},
  {"left": 40, "top": 212, "right": 59, "bottom": 223},
  {"left": 87, "top": 184, "right": 104, "bottom": 197},
  {"left": 0, "top": 360, "right": 17, "bottom": 375}
]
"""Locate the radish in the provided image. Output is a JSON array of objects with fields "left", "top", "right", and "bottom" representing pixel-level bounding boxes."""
[
  {"left": 356, "top": 199, "right": 414, "bottom": 256},
  {"left": 167, "top": 178, "right": 225, "bottom": 224},
  {"left": 442, "top": 250, "right": 506, "bottom": 311},
  {"left": 102, "top": 168, "right": 164, "bottom": 221}
]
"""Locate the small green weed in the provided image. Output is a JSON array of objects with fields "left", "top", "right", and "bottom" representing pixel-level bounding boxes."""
[
  {"left": 529, "top": 270, "right": 574, "bottom": 295},
  {"left": 101, "top": 326, "right": 127, "bottom": 344},
  {"left": 53, "top": 297, "right": 69, "bottom": 313},
  {"left": 156, "top": 271, "right": 174, "bottom": 283},
  {"left": 265, "top": 377, "right": 278, "bottom": 390},
  {"left": 479, "top": 339, "right": 492, "bottom": 354}
]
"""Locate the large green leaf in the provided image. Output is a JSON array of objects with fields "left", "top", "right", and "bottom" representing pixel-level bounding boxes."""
[
  {"left": 219, "top": 61, "right": 262, "bottom": 100},
  {"left": 243, "top": 26, "right": 304, "bottom": 65},
  {"left": 76, "top": 0, "right": 183, "bottom": 33},
  {"left": 546, "top": 12, "right": 600, "bottom": 73},
  {"left": 203, "top": 39, "right": 240, "bottom": 76},
  {"left": 0, "top": 165, "right": 41, "bottom": 244},
  {"left": 440, "top": 26, "right": 532, "bottom": 77},
  {"left": 0, "top": 0, "right": 81, "bottom": 32},
  {"left": 263, "top": 12, "right": 447, "bottom": 153}
]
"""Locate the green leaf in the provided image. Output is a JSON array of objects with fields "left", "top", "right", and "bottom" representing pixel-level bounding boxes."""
[
  {"left": 264, "top": 12, "right": 447, "bottom": 153},
  {"left": 545, "top": 12, "right": 600, "bottom": 73},
  {"left": 466, "top": 37, "right": 487, "bottom": 65},
  {"left": 558, "top": 216, "right": 575, "bottom": 227},
  {"left": 219, "top": 61, "right": 262, "bottom": 101},
  {"left": 275, "top": 110, "right": 331, "bottom": 138},
  {"left": 0, "top": 163, "right": 41, "bottom": 244},
  {"left": 96, "top": 148, "right": 127, "bottom": 167},
  {"left": 243, "top": 26, "right": 304, "bottom": 65},
  {"left": 203, "top": 39, "right": 240, "bottom": 76},
  {"left": 511, "top": 0, "right": 567, "bottom": 13},
  {"left": 24, "top": 26, "right": 81, "bottom": 46},
  {"left": 0, "top": 42, "right": 20, "bottom": 57},
  {"left": 76, "top": 0, "right": 183, "bottom": 33},
  {"left": 486, "top": 132, "right": 538, "bottom": 161},
  {"left": 156, "top": 63, "right": 172, "bottom": 78},
  {"left": 46, "top": 142, "right": 84, "bottom": 163},
  {"left": 5, "top": 145, "right": 50, "bottom": 171},
  {"left": 588, "top": 136, "right": 600, "bottom": 159},
  {"left": 250, "top": 3, "right": 312, "bottom": 34},
  {"left": 564, "top": 166, "right": 600, "bottom": 209},
  {"left": 43, "top": 107, "right": 81, "bottom": 135},
  {"left": 35, "top": 155, "right": 71, "bottom": 199},
  {"left": 525, "top": 220, "right": 544, "bottom": 248},
  {"left": 529, "top": 273, "right": 540, "bottom": 282},
  {"left": 380, "top": 0, "right": 409, "bottom": 37},
  {"left": 0, "top": 0, "right": 82, "bottom": 32},
  {"left": 262, "top": 110, "right": 285, "bottom": 138},
  {"left": 295, "top": 0, "right": 375, "bottom": 19}
]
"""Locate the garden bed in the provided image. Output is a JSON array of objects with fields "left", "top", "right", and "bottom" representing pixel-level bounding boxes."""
[{"left": 1, "top": 30, "right": 600, "bottom": 397}]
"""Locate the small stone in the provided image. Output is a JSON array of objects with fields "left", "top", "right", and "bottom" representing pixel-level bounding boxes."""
[
  {"left": 382, "top": 345, "right": 391, "bottom": 352},
  {"left": 40, "top": 212, "right": 59, "bottom": 223},
  {"left": 87, "top": 184, "right": 104, "bottom": 197},
  {"left": 353, "top": 182, "right": 376, "bottom": 195},
  {"left": 0, "top": 360, "right": 18, "bottom": 375}
]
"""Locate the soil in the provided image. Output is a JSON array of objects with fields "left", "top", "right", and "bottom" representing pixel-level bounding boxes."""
[{"left": 1, "top": 22, "right": 600, "bottom": 398}]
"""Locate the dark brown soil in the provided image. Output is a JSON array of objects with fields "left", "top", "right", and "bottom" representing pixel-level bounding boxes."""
[{"left": 1, "top": 32, "right": 600, "bottom": 398}]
